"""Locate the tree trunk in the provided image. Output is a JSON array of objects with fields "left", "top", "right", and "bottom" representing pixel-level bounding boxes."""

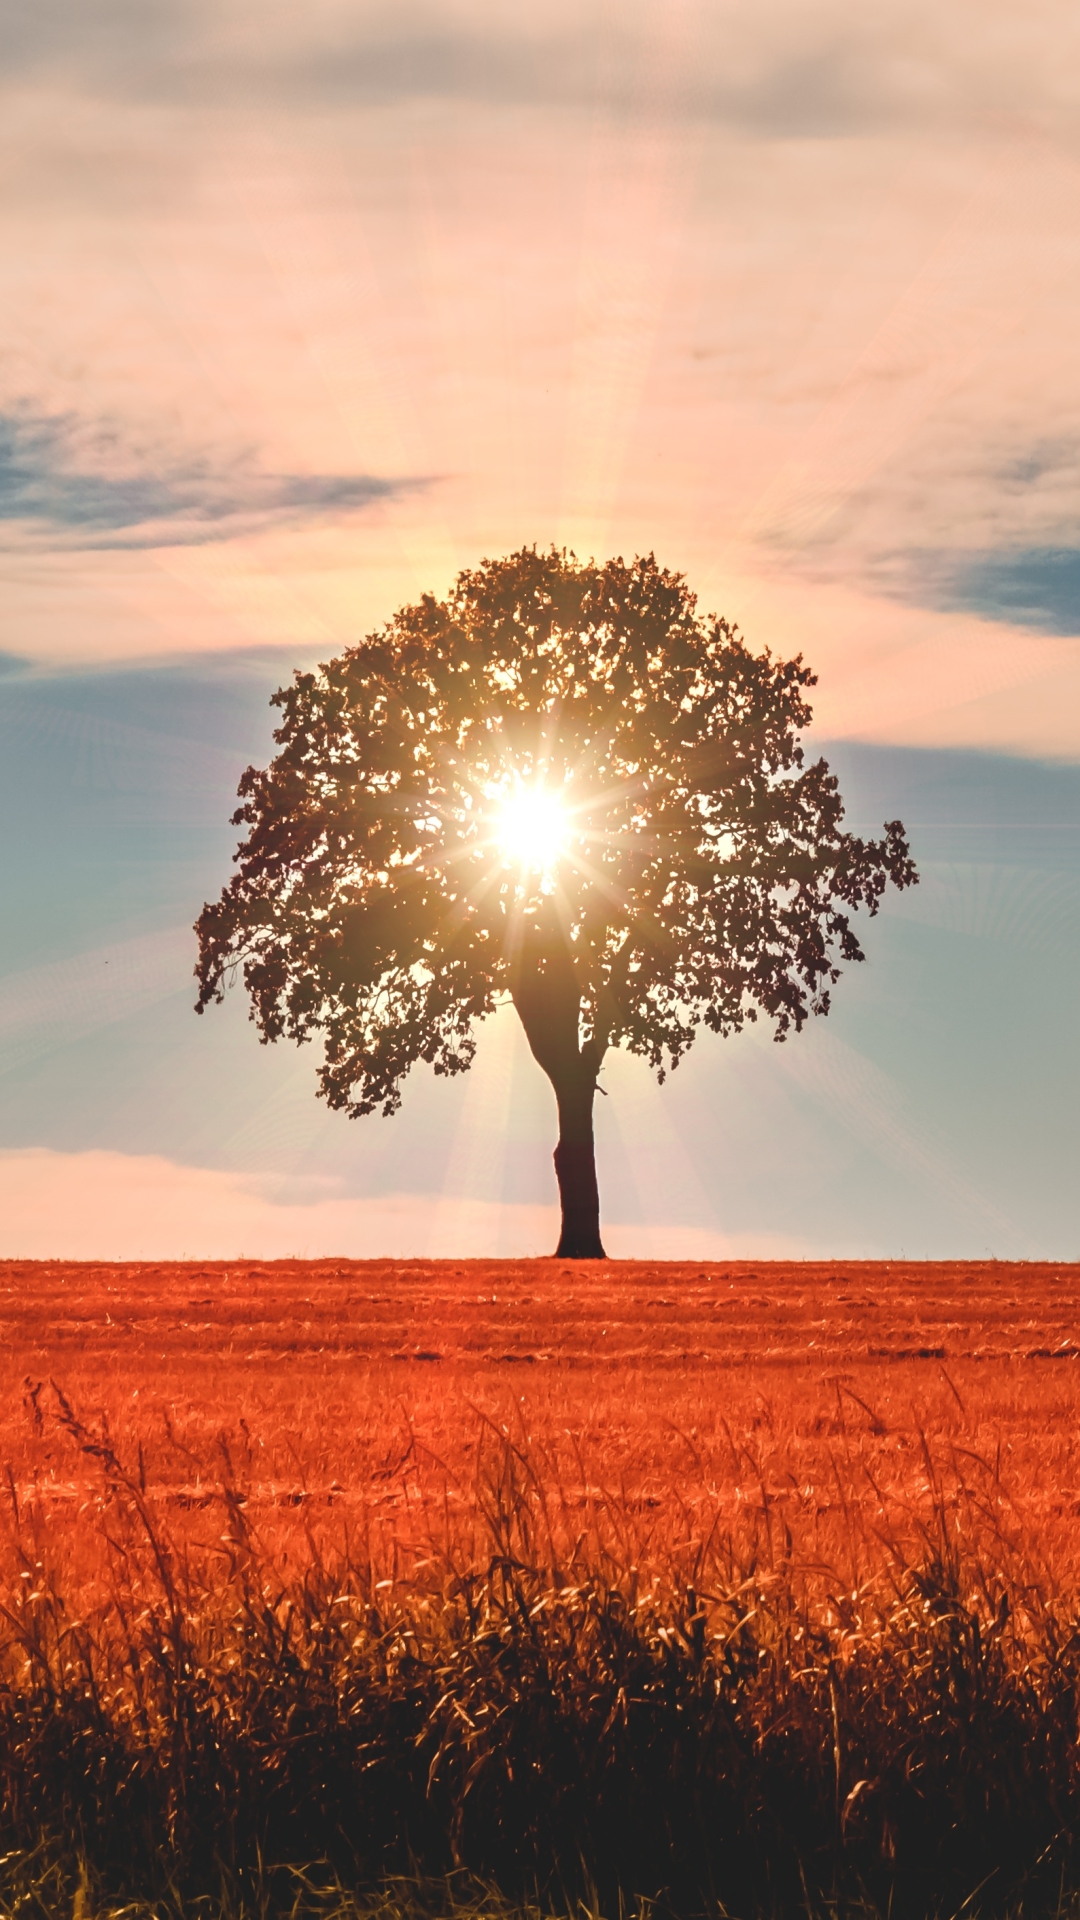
[
  {"left": 508, "top": 907, "right": 608, "bottom": 1260},
  {"left": 551, "top": 1067, "right": 606, "bottom": 1259}
]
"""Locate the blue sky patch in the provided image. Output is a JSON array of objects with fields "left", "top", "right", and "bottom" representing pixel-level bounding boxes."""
[{"left": 908, "top": 546, "right": 1080, "bottom": 636}]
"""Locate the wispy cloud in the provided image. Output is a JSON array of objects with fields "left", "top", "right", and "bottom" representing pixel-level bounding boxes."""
[
  {"left": 0, "top": 0, "right": 198, "bottom": 89},
  {"left": 279, "top": 28, "right": 883, "bottom": 136},
  {"left": 4, "top": 1, "right": 1078, "bottom": 137},
  {"left": 752, "top": 413, "right": 1080, "bottom": 636},
  {"left": 0, "top": 409, "right": 416, "bottom": 548}
]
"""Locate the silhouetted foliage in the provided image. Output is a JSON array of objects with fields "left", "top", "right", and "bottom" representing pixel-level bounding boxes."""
[{"left": 195, "top": 549, "right": 916, "bottom": 1254}]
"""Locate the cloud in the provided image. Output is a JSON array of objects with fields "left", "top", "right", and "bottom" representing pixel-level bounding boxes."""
[
  {"left": 754, "top": 408, "right": 1080, "bottom": 634},
  {"left": 3, "top": 1, "right": 1079, "bottom": 138},
  {"left": 264, "top": 31, "right": 927, "bottom": 141},
  {"left": 276, "top": 24, "right": 881, "bottom": 134},
  {"left": 0, "top": 409, "right": 415, "bottom": 549},
  {"left": 0, "top": 0, "right": 199, "bottom": 87},
  {"left": 0, "top": 1147, "right": 804, "bottom": 1259}
]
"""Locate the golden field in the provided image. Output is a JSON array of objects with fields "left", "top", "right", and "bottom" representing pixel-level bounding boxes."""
[
  {"left": 4, "top": 1257, "right": 1080, "bottom": 1584},
  {"left": 3, "top": 1258, "right": 1080, "bottom": 1920}
]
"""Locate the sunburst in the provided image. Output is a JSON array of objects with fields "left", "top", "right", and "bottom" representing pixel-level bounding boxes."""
[{"left": 493, "top": 782, "right": 569, "bottom": 877}]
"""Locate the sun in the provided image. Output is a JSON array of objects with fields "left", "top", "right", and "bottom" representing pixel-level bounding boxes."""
[{"left": 494, "top": 783, "right": 569, "bottom": 874}]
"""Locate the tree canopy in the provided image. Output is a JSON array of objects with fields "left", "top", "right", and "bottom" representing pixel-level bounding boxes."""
[{"left": 195, "top": 548, "right": 916, "bottom": 1255}]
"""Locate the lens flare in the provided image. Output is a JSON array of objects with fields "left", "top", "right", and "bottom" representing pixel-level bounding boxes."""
[{"left": 495, "top": 784, "right": 568, "bottom": 873}]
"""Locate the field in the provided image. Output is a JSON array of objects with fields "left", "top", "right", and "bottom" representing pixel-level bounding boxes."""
[{"left": 4, "top": 1258, "right": 1080, "bottom": 1920}]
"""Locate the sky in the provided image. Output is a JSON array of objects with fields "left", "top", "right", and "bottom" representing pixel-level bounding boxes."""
[{"left": 2, "top": 0, "right": 1079, "bottom": 1259}]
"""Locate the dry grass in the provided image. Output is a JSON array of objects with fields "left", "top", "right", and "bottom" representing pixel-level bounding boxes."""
[{"left": 2, "top": 1259, "right": 1080, "bottom": 1920}]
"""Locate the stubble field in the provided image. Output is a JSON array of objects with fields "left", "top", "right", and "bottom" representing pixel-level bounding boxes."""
[
  {"left": 6, "top": 1257, "right": 1080, "bottom": 1584},
  {"left": 3, "top": 1257, "right": 1080, "bottom": 1919}
]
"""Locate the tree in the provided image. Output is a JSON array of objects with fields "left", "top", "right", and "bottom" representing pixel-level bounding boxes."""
[{"left": 195, "top": 548, "right": 917, "bottom": 1258}]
